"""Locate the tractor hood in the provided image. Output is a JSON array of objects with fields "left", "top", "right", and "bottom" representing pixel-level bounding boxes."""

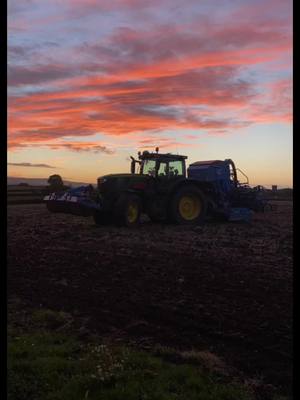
[
  {"left": 100, "top": 173, "right": 140, "bottom": 180},
  {"left": 97, "top": 173, "right": 151, "bottom": 192}
]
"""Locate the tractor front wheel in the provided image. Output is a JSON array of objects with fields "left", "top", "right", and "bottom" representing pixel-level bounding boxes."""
[
  {"left": 114, "top": 194, "right": 142, "bottom": 227},
  {"left": 170, "top": 185, "right": 207, "bottom": 225},
  {"left": 93, "top": 211, "right": 112, "bottom": 225}
]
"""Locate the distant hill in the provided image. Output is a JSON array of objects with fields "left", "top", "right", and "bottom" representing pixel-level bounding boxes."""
[{"left": 7, "top": 176, "right": 92, "bottom": 187}]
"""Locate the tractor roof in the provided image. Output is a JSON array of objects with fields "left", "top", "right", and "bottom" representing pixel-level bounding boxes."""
[{"left": 138, "top": 151, "right": 187, "bottom": 161}]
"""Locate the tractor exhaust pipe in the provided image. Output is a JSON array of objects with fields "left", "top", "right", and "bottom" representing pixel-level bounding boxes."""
[
  {"left": 226, "top": 159, "right": 238, "bottom": 187},
  {"left": 130, "top": 156, "right": 135, "bottom": 174}
]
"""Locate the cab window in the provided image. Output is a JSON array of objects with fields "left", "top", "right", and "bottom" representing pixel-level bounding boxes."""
[
  {"left": 157, "top": 162, "right": 168, "bottom": 176},
  {"left": 169, "top": 160, "right": 184, "bottom": 177},
  {"left": 142, "top": 159, "right": 156, "bottom": 176}
]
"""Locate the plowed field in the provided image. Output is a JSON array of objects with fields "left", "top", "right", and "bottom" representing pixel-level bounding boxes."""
[{"left": 7, "top": 201, "right": 293, "bottom": 393}]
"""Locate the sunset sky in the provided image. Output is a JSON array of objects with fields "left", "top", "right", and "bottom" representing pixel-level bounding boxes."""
[{"left": 8, "top": 0, "right": 293, "bottom": 187}]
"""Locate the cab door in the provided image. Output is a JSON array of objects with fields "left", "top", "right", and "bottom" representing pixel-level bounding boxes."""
[
  {"left": 145, "top": 159, "right": 186, "bottom": 220},
  {"left": 155, "top": 160, "right": 185, "bottom": 194}
]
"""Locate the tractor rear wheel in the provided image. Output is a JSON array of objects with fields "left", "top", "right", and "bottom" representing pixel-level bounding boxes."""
[
  {"left": 114, "top": 193, "right": 142, "bottom": 227},
  {"left": 170, "top": 185, "right": 207, "bottom": 225}
]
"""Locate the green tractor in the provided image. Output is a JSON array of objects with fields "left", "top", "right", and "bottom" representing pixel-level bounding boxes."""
[
  {"left": 94, "top": 149, "right": 207, "bottom": 227},
  {"left": 44, "top": 148, "right": 268, "bottom": 226}
]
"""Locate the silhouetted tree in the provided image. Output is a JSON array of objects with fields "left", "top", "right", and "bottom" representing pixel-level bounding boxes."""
[{"left": 48, "top": 174, "right": 64, "bottom": 191}]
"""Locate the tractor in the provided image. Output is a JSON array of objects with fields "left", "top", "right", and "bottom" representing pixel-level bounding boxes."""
[{"left": 44, "top": 149, "right": 268, "bottom": 226}]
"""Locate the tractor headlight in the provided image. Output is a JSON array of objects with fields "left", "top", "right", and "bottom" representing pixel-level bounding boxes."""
[{"left": 98, "top": 177, "right": 107, "bottom": 184}]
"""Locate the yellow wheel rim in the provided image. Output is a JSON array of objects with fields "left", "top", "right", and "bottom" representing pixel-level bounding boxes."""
[
  {"left": 179, "top": 195, "right": 201, "bottom": 220},
  {"left": 127, "top": 203, "right": 139, "bottom": 223}
]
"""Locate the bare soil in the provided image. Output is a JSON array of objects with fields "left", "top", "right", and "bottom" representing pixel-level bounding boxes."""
[{"left": 7, "top": 202, "right": 293, "bottom": 394}]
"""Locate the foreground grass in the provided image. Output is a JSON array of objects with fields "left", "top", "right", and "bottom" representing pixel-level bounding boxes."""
[
  {"left": 8, "top": 331, "right": 253, "bottom": 400},
  {"left": 8, "top": 306, "right": 289, "bottom": 400}
]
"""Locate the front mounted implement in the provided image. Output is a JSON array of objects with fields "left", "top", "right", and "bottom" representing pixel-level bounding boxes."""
[{"left": 44, "top": 185, "right": 101, "bottom": 217}]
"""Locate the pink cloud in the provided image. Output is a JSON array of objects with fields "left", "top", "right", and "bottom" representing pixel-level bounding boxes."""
[{"left": 8, "top": 0, "right": 292, "bottom": 152}]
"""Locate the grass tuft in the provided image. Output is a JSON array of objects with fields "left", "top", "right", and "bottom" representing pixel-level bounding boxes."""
[{"left": 8, "top": 330, "right": 253, "bottom": 400}]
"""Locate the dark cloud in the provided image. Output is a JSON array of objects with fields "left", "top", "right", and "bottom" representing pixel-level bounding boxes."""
[
  {"left": 8, "top": 141, "right": 114, "bottom": 154},
  {"left": 52, "top": 143, "right": 114, "bottom": 154},
  {"left": 8, "top": 45, "right": 28, "bottom": 57},
  {"left": 8, "top": 162, "right": 56, "bottom": 168},
  {"left": 12, "top": 127, "right": 96, "bottom": 142},
  {"left": 65, "top": 0, "right": 161, "bottom": 19},
  {"left": 8, "top": 0, "right": 35, "bottom": 15},
  {"left": 7, "top": 64, "right": 77, "bottom": 87}
]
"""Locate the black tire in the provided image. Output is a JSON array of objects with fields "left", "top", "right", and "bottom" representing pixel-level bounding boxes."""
[
  {"left": 113, "top": 193, "right": 142, "bottom": 227},
  {"left": 93, "top": 211, "right": 112, "bottom": 225},
  {"left": 169, "top": 185, "right": 207, "bottom": 225}
]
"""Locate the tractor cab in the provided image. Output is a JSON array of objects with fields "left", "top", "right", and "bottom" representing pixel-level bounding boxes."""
[{"left": 131, "top": 148, "right": 188, "bottom": 179}]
